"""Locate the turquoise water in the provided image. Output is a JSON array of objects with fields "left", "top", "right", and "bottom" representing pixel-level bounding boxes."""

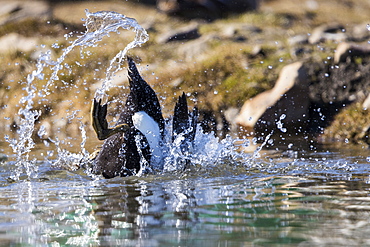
[{"left": 1, "top": 142, "right": 370, "bottom": 246}]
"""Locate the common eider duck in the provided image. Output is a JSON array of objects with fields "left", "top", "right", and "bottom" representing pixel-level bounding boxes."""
[{"left": 91, "top": 57, "right": 197, "bottom": 178}]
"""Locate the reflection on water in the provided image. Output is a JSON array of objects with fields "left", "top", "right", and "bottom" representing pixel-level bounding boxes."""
[{"left": 0, "top": 143, "right": 370, "bottom": 246}]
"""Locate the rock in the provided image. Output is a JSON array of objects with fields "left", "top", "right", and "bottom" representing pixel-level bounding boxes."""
[
  {"left": 224, "top": 107, "right": 239, "bottom": 133},
  {"left": 169, "top": 78, "right": 183, "bottom": 87},
  {"left": 0, "top": 153, "right": 7, "bottom": 162},
  {"left": 235, "top": 62, "right": 309, "bottom": 135},
  {"left": 36, "top": 120, "right": 52, "bottom": 140},
  {"left": 334, "top": 42, "right": 370, "bottom": 64},
  {"left": 288, "top": 34, "right": 308, "bottom": 45},
  {"left": 30, "top": 47, "right": 55, "bottom": 61},
  {"left": 0, "top": 1, "right": 52, "bottom": 25},
  {"left": 290, "top": 47, "right": 312, "bottom": 59},
  {"left": 218, "top": 23, "right": 262, "bottom": 42},
  {"left": 156, "top": 23, "right": 200, "bottom": 43},
  {"left": 308, "top": 23, "right": 347, "bottom": 44},
  {"left": 221, "top": 25, "right": 237, "bottom": 37},
  {"left": 306, "top": 52, "right": 370, "bottom": 134},
  {"left": 219, "top": 23, "right": 261, "bottom": 39},
  {"left": 0, "top": 33, "right": 38, "bottom": 53},
  {"left": 362, "top": 94, "right": 370, "bottom": 110},
  {"left": 250, "top": 45, "right": 266, "bottom": 57},
  {"left": 352, "top": 23, "right": 370, "bottom": 41},
  {"left": 157, "top": 0, "right": 259, "bottom": 20},
  {"left": 0, "top": 2, "right": 19, "bottom": 18},
  {"left": 177, "top": 34, "right": 214, "bottom": 61}
]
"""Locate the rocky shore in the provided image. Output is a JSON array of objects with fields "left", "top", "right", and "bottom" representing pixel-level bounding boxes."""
[{"left": 0, "top": 0, "right": 370, "bottom": 148}]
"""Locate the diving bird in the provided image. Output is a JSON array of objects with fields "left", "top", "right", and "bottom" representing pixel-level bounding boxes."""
[{"left": 91, "top": 57, "right": 197, "bottom": 178}]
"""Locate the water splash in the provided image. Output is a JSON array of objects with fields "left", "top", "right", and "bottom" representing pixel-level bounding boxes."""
[
  {"left": 276, "top": 114, "right": 287, "bottom": 133},
  {"left": 8, "top": 10, "right": 149, "bottom": 180},
  {"left": 6, "top": 53, "right": 50, "bottom": 180},
  {"left": 162, "top": 125, "right": 250, "bottom": 174},
  {"left": 82, "top": 9, "right": 149, "bottom": 102}
]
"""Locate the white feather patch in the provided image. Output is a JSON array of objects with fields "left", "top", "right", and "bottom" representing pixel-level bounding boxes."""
[{"left": 132, "top": 111, "right": 161, "bottom": 159}]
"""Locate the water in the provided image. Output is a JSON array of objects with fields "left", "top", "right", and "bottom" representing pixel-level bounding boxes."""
[
  {"left": 2, "top": 10, "right": 370, "bottom": 246},
  {"left": 1, "top": 142, "right": 370, "bottom": 246}
]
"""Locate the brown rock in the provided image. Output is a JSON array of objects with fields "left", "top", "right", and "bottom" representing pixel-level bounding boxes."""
[
  {"left": 308, "top": 23, "right": 347, "bottom": 44},
  {"left": 352, "top": 23, "right": 370, "bottom": 41},
  {"left": 235, "top": 62, "right": 310, "bottom": 135},
  {"left": 156, "top": 23, "right": 200, "bottom": 43},
  {"left": 0, "top": 33, "right": 38, "bottom": 53},
  {"left": 177, "top": 34, "right": 214, "bottom": 61},
  {"left": 0, "top": 1, "right": 51, "bottom": 25},
  {"left": 334, "top": 42, "right": 370, "bottom": 64}
]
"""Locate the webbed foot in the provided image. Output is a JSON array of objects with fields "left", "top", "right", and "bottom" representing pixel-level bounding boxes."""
[{"left": 91, "top": 98, "right": 130, "bottom": 140}]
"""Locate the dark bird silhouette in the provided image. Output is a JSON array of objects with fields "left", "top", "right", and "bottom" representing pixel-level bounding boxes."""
[{"left": 91, "top": 57, "right": 197, "bottom": 178}]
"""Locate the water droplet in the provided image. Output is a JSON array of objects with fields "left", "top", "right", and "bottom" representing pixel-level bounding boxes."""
[{"left": 276, "top": 114, "right": 287, "bottom": 133}]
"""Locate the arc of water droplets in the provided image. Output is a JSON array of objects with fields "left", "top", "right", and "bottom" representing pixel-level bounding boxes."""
[
  {"left": 46, "top": 9, "right": 149, "bottom": 102},
  {"left": 9, "top": 10, "right": 148, "bottom": 180},
  {"left": 6, "top": 54, "right": 49, "bottom": 180}
]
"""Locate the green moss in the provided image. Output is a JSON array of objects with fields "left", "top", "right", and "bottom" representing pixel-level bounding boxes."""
[
  {"left": 0, "top": 18, "right": 83, "bottom": 37},
  {"left": 151, "top": 43, "right": 291, "bottom": 113},
  {"left": 322, "top": 102, "right": 370, "bottom": 144}
]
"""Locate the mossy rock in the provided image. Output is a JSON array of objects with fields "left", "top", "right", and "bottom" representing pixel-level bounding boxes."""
[{"left": 320, "top": 102, "right": 370, "bottom": 144}]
